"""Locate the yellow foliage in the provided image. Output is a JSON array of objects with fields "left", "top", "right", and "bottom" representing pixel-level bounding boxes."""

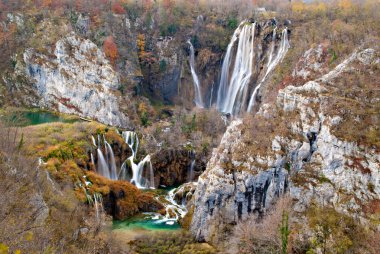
[
  {"left": 339, "top": 0, "right": 353, "bottom": 10},
  {"left": 292, "top": 2, "right": 306, "bottom": 13},
  {"left": 315, "top": 2, "right": 327, "bottom": 13},
  {"left": 24, "top": 232, "right": 33, "bottom": 241},
  {"left": 0, "top": 243, "right": 8, "bottom": 254},
  {"left": 138, "top": 102, "right": 147, "bottom": 113},
  {"left": 137, "top": 33, "right": 146, "bottom": 57}
]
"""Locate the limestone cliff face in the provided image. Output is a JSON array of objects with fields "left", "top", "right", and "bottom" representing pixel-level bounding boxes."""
[
  {"left": 22, "top": 33, "right": 129, "bottom": 127},
  {"left": 191, "top": 47, "right": 380, "bottom": 242}
]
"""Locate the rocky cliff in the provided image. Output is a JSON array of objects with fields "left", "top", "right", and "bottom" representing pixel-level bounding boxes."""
[
  {"left": 17, "top": 33, "right": 129, "bottom": 127},
  {"left": 191, "top": 46, "right": 380, "bottom": 242}
]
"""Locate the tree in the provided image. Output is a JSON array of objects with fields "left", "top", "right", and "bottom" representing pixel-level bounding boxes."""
[
  {"left": 112, "top": 1, "right": 126, "bottom": 14},
  {"left": 103, "top": 36, "right": 118, "bottom": 67}
]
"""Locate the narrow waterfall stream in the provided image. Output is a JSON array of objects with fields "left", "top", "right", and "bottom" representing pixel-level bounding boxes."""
[
  {"left": 247, "top": 27, "right": 290, "bottom": 112},
  {"left": 187, "top": 40, "right": 204, "bottom": 108}
]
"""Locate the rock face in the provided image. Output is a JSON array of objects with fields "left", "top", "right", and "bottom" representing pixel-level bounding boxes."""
[
  {"left": 191, "top": 46, "right": 380, "bottom": 242},
  {"left": 151, "top": 149, "right": 205, "bottom": 187},
  {"left": 23, "top": 33, "right": 129, "bottom": 127},
  {"left": 191, "top": 120, "right": 288, "bottom": 241}
]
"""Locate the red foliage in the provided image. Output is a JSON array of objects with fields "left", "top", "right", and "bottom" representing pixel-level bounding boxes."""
[
  {"left": 103, "top": 36, "right": 119, "bottom": 66},
  {"left": 112, "top": 1, "right": 126, "bottom": 14}
]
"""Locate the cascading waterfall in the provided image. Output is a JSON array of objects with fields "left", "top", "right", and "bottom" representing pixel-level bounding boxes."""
[
  {"left": 105, "top": 141, "right": 117, "bottom": 180},
  {"left": 96, "top": 148, "right": 110, "bottom": 179},
  {"left": 122, "top": 131, "right": 139, "bottom": 159},
  {"left": 120, "top": 131, "right": 155, "bottom": 189},
  {"left": 217, "top": 22, "right": 256, "bottom": 115},
  {"left": 152, "top": 188, "right": 187, "bottom": 225},
  {"left": 91, "top": 132, "right": 155, "bottom": 189},
  {"left": 91, "top": 136, "right": 97, "bottom": 147},
  {"left": 92, "top": 193, "right": 103, "bottom": 221},
  {"left": 90, "top": 152, "right": 95, "bottom": 166},
  {"left": 187, "top": 40, "right": 204, "bottom": 108},
  {"left": 216, "top": 21, "right": 290, "bottom": 115},
  {"left": 247, "top": 27, "right": 290, "bottom": 112},
  {"left": 216, "top": 21, "right": 246, "bottom": 110}
]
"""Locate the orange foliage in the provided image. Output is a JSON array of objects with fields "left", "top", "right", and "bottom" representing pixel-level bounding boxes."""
[
  {"left": 41, "top": 0, "right": 53, "bottom": 8},
  {"left": 162, "top": 0, "right": 174, "bottom": 9},
  {"left": 103, "top": 36, "right": 118, "bottom": 66},
  {"left": 112, "top": 1, "right": 126, "bottom": 14}
]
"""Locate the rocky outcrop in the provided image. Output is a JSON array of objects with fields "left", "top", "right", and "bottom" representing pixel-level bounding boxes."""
[
  {"left": 191, "top": 46, "right": 380, "bottom": 242},
  {"left": 87, "top": 172, "right": 163, "bottom": 220},
  {"left": 191, "top": 120, "right": 288, "bottom": 241},
  {"left": 22, "top": 33, "right": 129, "bottom": 127},
  {"left": 151, "top": 149, "right": 206, "bottom": 187}
]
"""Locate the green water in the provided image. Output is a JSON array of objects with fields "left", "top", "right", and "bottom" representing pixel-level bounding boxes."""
[
  {"left": 113, "top": 213, "right": 180, "bottom": 231},
  {"left": 3, "top": 110, "right": 77, "bottom": 126}
]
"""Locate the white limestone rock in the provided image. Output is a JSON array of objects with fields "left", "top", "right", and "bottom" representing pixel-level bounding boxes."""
[{"left": 23, "top": 33, "right": 129, "bottom": 127}]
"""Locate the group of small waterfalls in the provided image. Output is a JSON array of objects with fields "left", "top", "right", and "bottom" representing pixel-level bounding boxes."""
[
  {"left": 91, "top": 131, "right": 155, "bottom": 189},
  {"left": 188, "top": 19, "right": 290, "bottom": 116},
  {"left": 90, "top": 131, "right": 194, "bottom": 228}
]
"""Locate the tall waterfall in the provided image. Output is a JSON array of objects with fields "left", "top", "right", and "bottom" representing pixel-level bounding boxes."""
[
  {"left": 216, "top": 21, "right": 246, "bottom": 110},
  {"left": 217, "top": 22, "right": 256, "bottom": 115},
  {"left": 216, "top": 21, "right": 290, "bottom": 115},
  {"left": 247, "top": 27, "right": 290, "bottom": 112},
  {"left": 91, "top": 132, "right": 155, "bottom": 189},
  {"left": 187, "top": 40, "right": 204, "bottom": 108}
]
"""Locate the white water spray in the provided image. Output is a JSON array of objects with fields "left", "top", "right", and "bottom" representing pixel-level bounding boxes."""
[
  {"left": 247, "top": 27, "right": 290, "bottom": 112},
  {"left": 105, "top": 141, "right": 117, "bottom": 180},
  {"left": 216, "top": 21, "right": 246, "bottom": 110},
  {"left": 96, "top": 148, "right": 110, "bottom": 179},
  {"left": 217, "top": 22, "right": 256, "bottom": 115},
  {"left": 187, "top": 40, "right": 204, "bottom": 108}
]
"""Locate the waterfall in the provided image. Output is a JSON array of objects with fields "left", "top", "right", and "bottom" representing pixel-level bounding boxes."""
[
  {"left": 122, "top": 131, "right": 139, "bottom": 159},
  {"left": 209, "top": 82, "right": 215, "bottom": 107},
  {"left": 105, "top": 141, "right": 117, "bottom": 180},
  {"left": 91, "top": 135, "right": 96, "bottom": 147},
  {"left": 187, "top": 40, "right": 204, "bottom": 108},
  {"left": 127, "top": 154, "right": 154, "bottom": 189},
  {"left": 91, "top": 131, "right": 155, "bottom": 189},
  {"left": 247, "top": 27, "right": 290, "bottom": 112},
  {"left": 93, "top": 193, "right": 103, "bottom": 221},
  {"left": 216, "top": 21, "right": 290, "bottom": 115},
  {"left": 96, "top": 148, "right": 110, "bottom": 179},
  {"left": 217, "top": 22, "right": 256, "bottom": 115},
  {"left": 187, "top": 160, "right": 195, "bottom": 182},
  {"left": 120, "top": 131, "right": 155, "bottom": 189},
  {"left": 153, "top": 188, "right": 187, "bottom": 225},
  {"left": 216, "top": 21, "right": 244, "bottom": 110},
  {"left": 90, "top": 152, "right": 95, "bottom": 166}
]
